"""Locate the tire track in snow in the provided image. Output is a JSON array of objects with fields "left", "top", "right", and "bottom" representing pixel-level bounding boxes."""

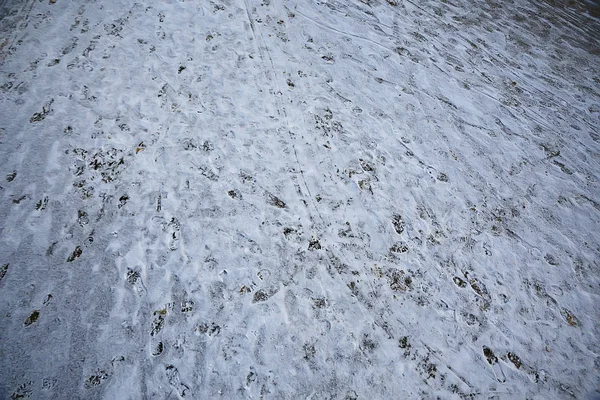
[{"left": 242, "top": 0, "right": 327, "bottom": 230}]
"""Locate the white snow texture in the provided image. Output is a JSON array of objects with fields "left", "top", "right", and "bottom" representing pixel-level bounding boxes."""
[{"left": 0, "top": 0, "right": 599, "bottom": 398}]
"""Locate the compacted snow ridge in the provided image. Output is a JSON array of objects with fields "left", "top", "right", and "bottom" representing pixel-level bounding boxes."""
[{"left": 0, "top": 0, "right": 599, "bottom": 398}]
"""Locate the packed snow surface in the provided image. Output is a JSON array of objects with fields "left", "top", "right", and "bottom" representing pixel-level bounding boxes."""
[{"left": 1, "top": 0, "right": 599, "bottom": 398}]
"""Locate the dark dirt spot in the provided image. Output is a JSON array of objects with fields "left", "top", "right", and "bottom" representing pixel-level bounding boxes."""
[
  {"left": 344, "top": 390, "right": 358, "bottom": 400},
  {"left": 202, "top": 141, "right": 213, "bottom": 152},
  {"left": 267, "top": 194, "right": 286, "bottom": 208},
  {"left": 561, "top": 309, "right": 579, "bottom": 326},
  {"left": 164, "top": 364, "right": 189, "bottom": 396},
  {"left": 541, "top": 143, "right": 560, "bottom": 158},
  {"left": 10, "top": 382, "right": 33, "bottom": 399},
  {"left": 77, "top": 210, "right": 88, "bottom": 226},
  {"left": 308, "top": 237, "right": 322, "bottom": 250},
  {"left": 395, "top": 47, "right": 410, "bottom": 56},
  {"left": 392, "top": 214, "right": 404, "bottom": 234},
  {"left": 24, "top": 310, "right": 39, "bottom": 326},
  {"left": 553, "top": 160, "right": 573, "bottom": 175},
  {"left": 152, "top": 341, "right": 164, "bottom": 356},
  {"left": 426, "top": 363, "right": 437, "bottom": 378},
  {"left": 453, "top": 276, "right": 467, "bottom": 288},
  {"left": 426, "top": 231, "right": 444, "bottom": 246},
  {"left": 196, "top": 322, "right": 221, "bottom": 336},
  {"left": 0, "top": 264, "right": 8, "bottom": 282},
  {"left": 461, "top": 312, "right": 478, "bottom": 326},
  {"left": 46, "top": 242, "right": 57, "bottom": 257},
  {"left": 359, "top": 159, "right": 374, "bottom": 172},
  {"left": 469, "top": 278, "right": 490, "bottom": 300},
  {"left": 150, "top": 315, "right": 164, "bottom": 336},
  {"left": 483, "top": 346, "right": 498, "bottom": 364},
  {"left": 198, "top": 165, "right": 218, "bottom": 181},
  {"left": 338, "top": 223, "right": 353, "bottom": 238},
  {"left": 12, "top": 195, "right": 27, "bottom": 204},
  {"left": 35, "top": 197, "right": 48, "bottom": 211},
  {"left": 239, "top": 284, "right": 252, "bottom": 294},
  {"left": 246, "top": 370, "right": 256, "bottom": 386},
  {"left": 252, "top": 289, "right": 272, "bottom": 303},
  {"left": 357, "top": 179, "right": 372, "bottom": 192},
  {"left": 154, "top": 307, "right": 168, "bottom": 316},
  {"left": 399, "top": 336, "right": 409, "bottom": 349},
  {"left": 239, "top": 171, "right": 254, "bottom": 184},
  {"left": 227, "top": 189, "right": 241, "bottom": 199},
  {"left": 303, "top": 343, "right": 316, "bottom": 360},
  {"left": 181, "top": 301, "right": 194, "bottom": 312},
  {"left": 30, "top": 99, "right": 54, "bottom": 123},
  {"left": 182, "top": 138, "right": 198, "bottom": 150},
  {"left": 398, "top": 336, "right": 411, "bottom": 355},
  {"left": 111, "top": 356, "right": 125, "bottom": 367},
  {"left": 67, "top": 246, "right": 82, "bottom": 262},
  {"left": 507, "top": 352, "right": 521, "bottom": 369},
  {"left": 85, "top": 370, "right": 109, "bottom": 388},
  {"left": 118, "top": 194, "right": 129, "bottom": 208},
  {"left": 389, "top": 243, "right": 408, "bottom": 253},
  {"left": 437, "top": 172, "right": 449, "bottom": 182},
  {"left": 126, "top": 268, "right": 140, "bottom": 284},
  {"left": 385, "top": 268, "right": 412, "bottom": 291},
  {"left": 6, "top": 171, "right": 16, "bottom": 182},
  {"left": 544, "top": 253, "right": 559, "bottom": 266},
  {"left": 135, "top": 142, "right": 145, "bottom": 153},
  {"left": 360, "top": 334, "right": 378, "bottom": 352},
  {"left": 347, "top": 281, "right": 359, "bottom": 295},
  {"left": 312, "top": 297, "right": 327, "bottom": 308}
]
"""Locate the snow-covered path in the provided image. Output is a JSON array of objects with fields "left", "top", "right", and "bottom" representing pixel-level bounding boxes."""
[{"left": 1, "top": 0, "right": 599, "bottom": 398}]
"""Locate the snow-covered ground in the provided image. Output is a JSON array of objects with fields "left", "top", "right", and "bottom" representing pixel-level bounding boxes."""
[{"left": 0, "top": 0, "right": 599, "bottom": 398}]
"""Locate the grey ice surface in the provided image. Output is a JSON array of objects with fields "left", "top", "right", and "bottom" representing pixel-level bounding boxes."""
[{"left": 0, "top": 0, "right": 599, "bottom": 398}]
